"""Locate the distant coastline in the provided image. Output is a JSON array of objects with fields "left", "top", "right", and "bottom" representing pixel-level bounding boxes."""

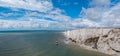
[{"left": 0, "top": 30, "right": 66, "bottom": 33}]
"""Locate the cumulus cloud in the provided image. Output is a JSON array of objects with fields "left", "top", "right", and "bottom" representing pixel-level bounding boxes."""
[
  {"left": 90, "top": 0, "right": 111, "bottom": 7},
  {"left": 0, "top": 0, "right": 72, "bottom": 30},
  {"left": 76, "top": 0, "right": 120, "bottom": 28},
  {"left": 0, "top": 19, "right": 72, "bottom": 30},
  {"left": 0, "top": 0, "right": 53, "bottom": 12},
  {"left": 0, "top": 0, "right": 120, "bottom": 30},
  {"left": 71, "top": 18, "right": 100, "bottom": 28},
  {"left": 23, "top": 10, "right": 71, "bottom": 22},
  {"left": 101, "top": 3, "right": 120, "bottom": 27}
]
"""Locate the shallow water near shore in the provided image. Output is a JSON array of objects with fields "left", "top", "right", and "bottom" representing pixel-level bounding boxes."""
[{"left": 0, "top": 31, "right": 109, "bottom": 56}]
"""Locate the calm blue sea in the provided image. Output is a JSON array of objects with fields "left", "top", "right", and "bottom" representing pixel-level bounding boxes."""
[{"left": 0, "top": 31, "right": 109, "bottom": 56}]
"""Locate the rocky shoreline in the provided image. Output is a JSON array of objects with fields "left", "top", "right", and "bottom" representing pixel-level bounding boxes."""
[{"left": 63, "top": 28, "right": 120, "bottom": 56}]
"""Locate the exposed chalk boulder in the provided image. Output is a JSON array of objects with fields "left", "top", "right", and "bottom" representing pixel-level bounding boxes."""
[{"left": 63, "top": 28, "right": 120, "bottom": 56}]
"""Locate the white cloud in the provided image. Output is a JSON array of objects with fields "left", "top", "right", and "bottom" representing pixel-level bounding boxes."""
[
  {"left": 78, "top": 0, "right": 120, "bottom": 28},
  {"left": 0, "top": 19, "right": 67, "bottom": 30},
  {"left": 0, "top": 12, "right": 21, "bottom": 18},
  {"left": 81, "top": 8, "right": 102, "bottom": 21},
  {"left": 21, "top": 9, "right": 71, "bottom": 22},
  {"left": 101, "top": 3, "right": 120, "bottom": 27},
  {"left": 0, "top": 0, "right": 72, "bottom": 30},
  {"left": 0, "top": 0, "right": 53, "bottom": 12},
  {"left": 0, "top": 16, "right": 73, "bottom": 30},
  {"left": 71, "top": 18, "right": 100, "bottom": 28},
  {"left": 90, "top": 0, "right": 111, "bottom": 7},
  {"left": 0, "top": 0, "right": 120, "bottom": 30}
]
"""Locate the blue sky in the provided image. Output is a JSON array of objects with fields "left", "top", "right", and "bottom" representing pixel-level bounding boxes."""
[
  {"left": 0, "top": 0, "right": 120, "bottom": 30},
  {"left": 52, "top": 0, "right": 90, "bottom": 18}
]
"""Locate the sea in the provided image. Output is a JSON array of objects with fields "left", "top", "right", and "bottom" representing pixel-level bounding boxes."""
[{"left": 0, "top": 30, "right": 109, "bottom": 56}]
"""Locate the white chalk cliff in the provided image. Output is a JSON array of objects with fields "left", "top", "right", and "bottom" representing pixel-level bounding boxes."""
[{"left": 63, "top": 28, "right": 120, "bottom": 56}]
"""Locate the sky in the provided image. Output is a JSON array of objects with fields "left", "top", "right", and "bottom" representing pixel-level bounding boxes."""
[{"left": 0, "top": 0, "right": 120, "bottom": 30}]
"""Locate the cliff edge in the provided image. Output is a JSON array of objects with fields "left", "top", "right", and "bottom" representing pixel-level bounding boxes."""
[{"left": 63, "top": 28, "right": 120, "bottom": 56}]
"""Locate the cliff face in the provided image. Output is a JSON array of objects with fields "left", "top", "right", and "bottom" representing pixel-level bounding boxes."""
[{"left": 63, "top": 28, "right": 120, "bottom": 56}]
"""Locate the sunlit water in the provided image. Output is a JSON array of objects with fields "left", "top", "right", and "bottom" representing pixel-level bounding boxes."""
[{"left": 0, "top": 31, "right": 109, "bottom": 56}]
